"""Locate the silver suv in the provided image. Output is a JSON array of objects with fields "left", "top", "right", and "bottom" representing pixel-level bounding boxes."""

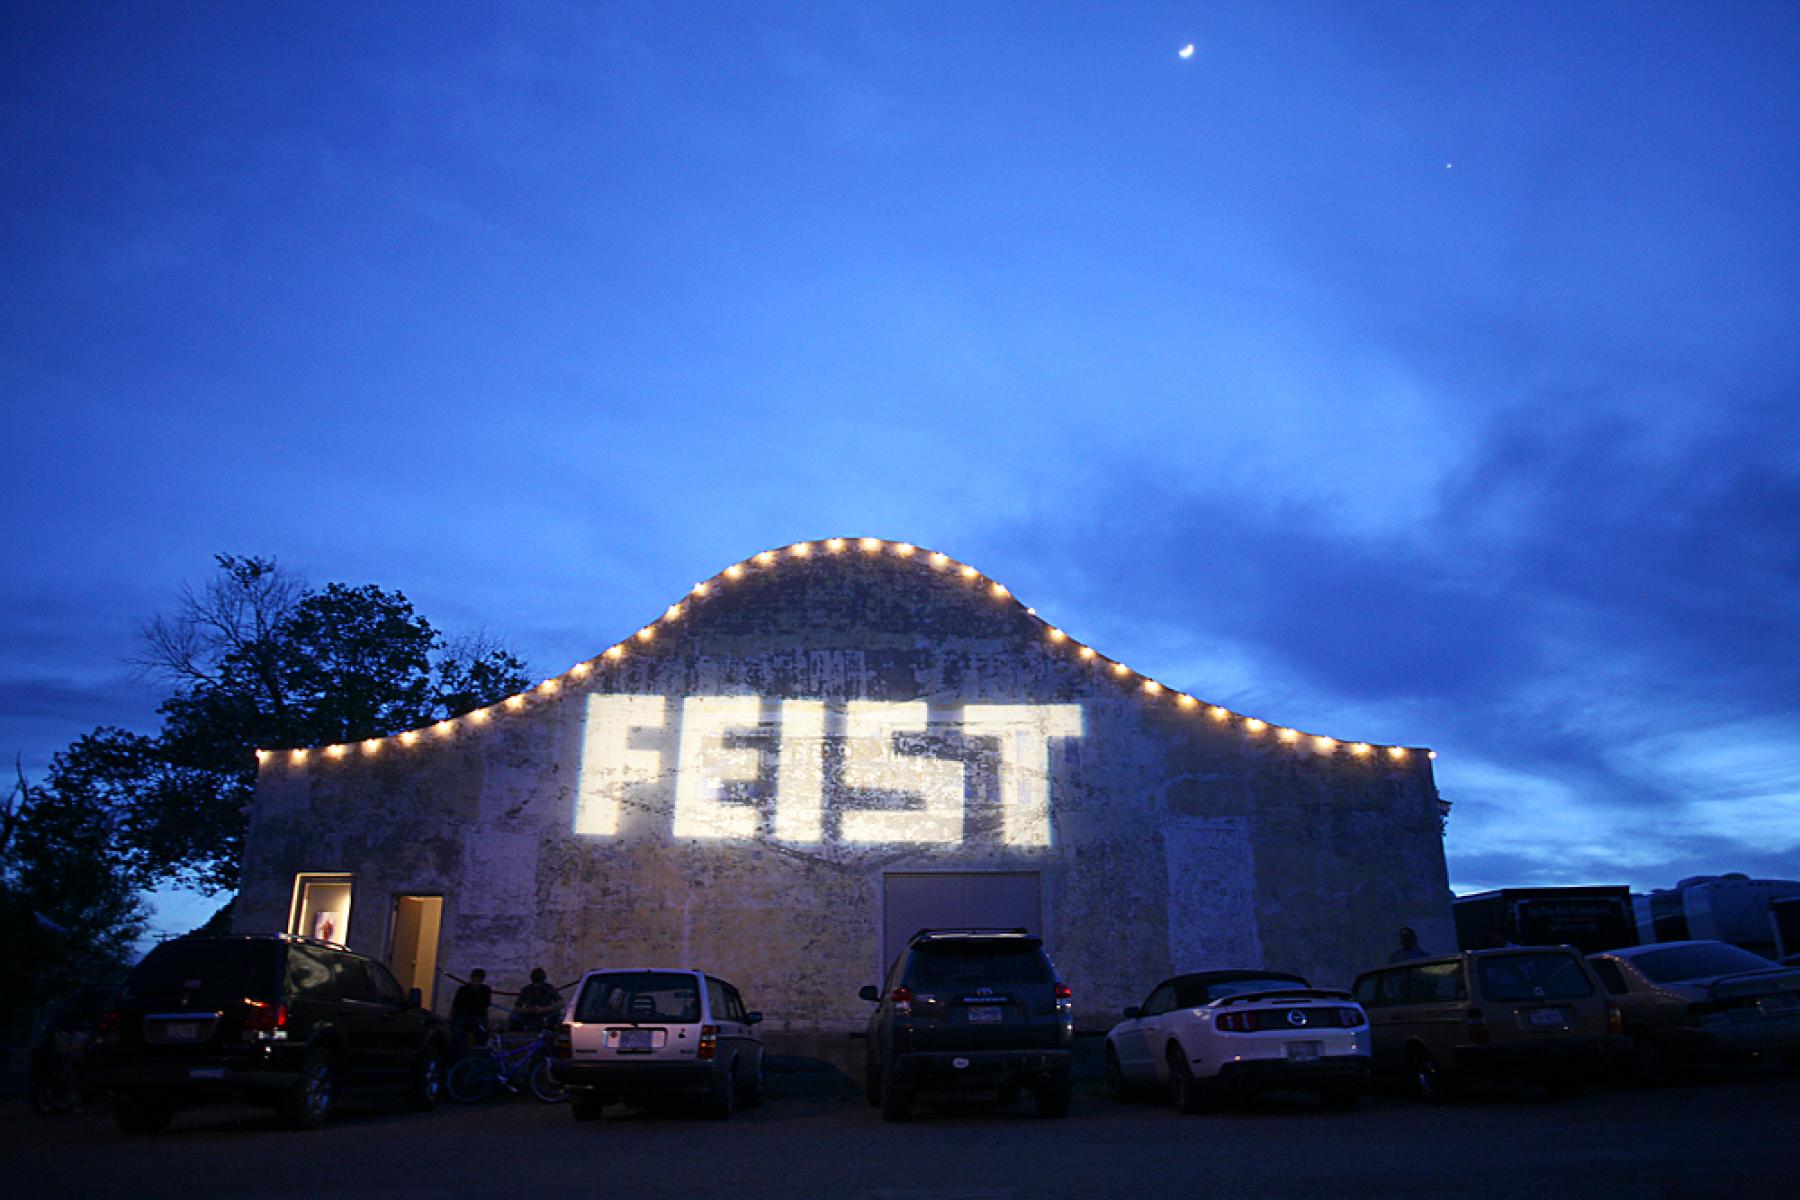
[{"left": 550, "top": 968, "right": 764, "bottom": 1121}]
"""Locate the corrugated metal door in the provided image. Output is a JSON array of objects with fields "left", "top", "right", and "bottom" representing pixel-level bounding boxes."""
[{"left": 880, "top": 872, "right": 1043, "bottom": 976}]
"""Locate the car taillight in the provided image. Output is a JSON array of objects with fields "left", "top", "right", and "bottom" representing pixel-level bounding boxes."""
[
  {"left": 1465, "top": 1008, "right": 1489, "bottom": 1045},
  {"left": 890, "top": 986, "right": 913, "bottom": 1016},
  {"left": 1338, "top": 1007, "right": 1368, "bottom": 1028},
  {"left": 97, "top": 1007, "right": 122, "bottom": 1043},
  {"left": 1606, "top": 1004, "right": 1622, "bottom": 1036},
  {"left": 554, "top": 1023, "right": 574, "bottom": 1059},
  {"left": 1216, "top": 1011, "right": 1252, "bottom": 1033},
  {"left": 697, "top": 1024, "right": 718, "bottom": 1060},
  {"left": 1054, "top": 983, "right": 1073, "bottom": 1002},
  {"left": 241, "top": 999, "right": 288, "bottom": 1040}
]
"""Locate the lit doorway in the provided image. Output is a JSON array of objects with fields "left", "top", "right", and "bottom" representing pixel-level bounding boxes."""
[{"left": 388, "top": 895, "right": 444, "bottom": 1009}]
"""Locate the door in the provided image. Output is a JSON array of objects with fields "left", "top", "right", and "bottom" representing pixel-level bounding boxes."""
[
  {"left": 1117, "top": 981, "right": 1176, "bottom": 1080},
  {"left": 388, "top": 895, "right": 443, "bottom": 1010},
  {"left": 880, "top": 872, "right": 1042, "bottom": 977}
]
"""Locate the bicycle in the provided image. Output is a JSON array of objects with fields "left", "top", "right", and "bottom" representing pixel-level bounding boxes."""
[{"left": 446, "top": 1020, "right": 568, "bottom": 1104}]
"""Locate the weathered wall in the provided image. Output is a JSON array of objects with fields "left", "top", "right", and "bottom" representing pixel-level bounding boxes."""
[{"left": 237, "top": 541, "right": 1451, "bottom": 1031}]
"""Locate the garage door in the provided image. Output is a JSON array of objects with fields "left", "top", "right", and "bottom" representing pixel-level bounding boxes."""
[{"left": 880, "top": 872, "right": 1043, "bottom": 975}]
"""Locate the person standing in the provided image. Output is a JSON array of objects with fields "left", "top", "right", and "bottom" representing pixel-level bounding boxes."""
[{"left": 1388, "top": 927, "right": 1430, "bottom": 962}]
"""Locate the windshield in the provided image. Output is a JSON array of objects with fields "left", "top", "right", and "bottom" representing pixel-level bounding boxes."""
[
  {"left": 1475, "top": 952, "right": 1594, "bottom": 1000},
  {"left": 1196, "top": 976, "right": 1310, "bottom": 1003},
  {"left": 574, "top": 972, "right": 701, "bottom": 1024},
  {"left": 904, "top": 942, "right": 1052, "bottom": 991},
  {"left": 1634, "top": 944, "right": 1777, "bottom": 984},
  {"left": 124, "top": 940, "right": 281, "bottom": 1004}
]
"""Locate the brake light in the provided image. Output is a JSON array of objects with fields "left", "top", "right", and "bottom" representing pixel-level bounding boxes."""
[
  {"left": 241, "top": 999, "right": 288, "bottom": 1040},
  {"left": 697, "top": 1024, "right": 718, "bottom": 1060},
  {"left": 1464, "top": 1008, "right": 1489, "bottom": 1045},
  {"left": 890, "top": 986, "right": 913, "bottom": 1016},
  {"left": 97, "top": 1007, "right": 122, "bottom": 1043},
  {"left": 1216, "top": 1011, "right": 1252, "bottom": 1032},
  {"left": 1053, "top": 983, "right": 1073, "bottom": 1002},
  {"left": 554, "top": 1023, "right": 574, "bottom": 1059}
]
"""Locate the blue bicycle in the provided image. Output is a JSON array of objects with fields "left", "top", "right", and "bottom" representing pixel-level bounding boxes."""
[{"left": 446, "top": 1022, "right": 567, "bottom": 1104}]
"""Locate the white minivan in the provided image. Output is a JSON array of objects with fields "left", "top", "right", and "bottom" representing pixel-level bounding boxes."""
[{"left": 550, "top": 967, "right": 764, "bottom": 1121}]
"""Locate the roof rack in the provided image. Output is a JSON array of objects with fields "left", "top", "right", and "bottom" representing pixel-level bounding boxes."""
[
  {"left": 908, "top": 927, "right": 1033, "bottom": 943},
  {"left": 274, "top": 931, "right": 351, "bottom": 952}
]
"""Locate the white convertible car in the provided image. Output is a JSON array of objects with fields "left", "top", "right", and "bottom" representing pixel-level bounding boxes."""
[{"left": 1105, "top": 969, "right": 1372, "bottom": 1111}]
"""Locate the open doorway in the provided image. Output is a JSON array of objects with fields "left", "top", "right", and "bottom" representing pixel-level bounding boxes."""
[{"left": 388, "top": 895, "right": 444, "bottom": 1009}]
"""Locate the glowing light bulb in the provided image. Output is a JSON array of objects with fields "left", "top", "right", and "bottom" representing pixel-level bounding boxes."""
[
  {"left": 827, "top": 538, "right": 846, "bottom": 552},
  {"left": 1079, "top": 646, "right": 1096, "bottom": 659},
  {"left": 991, "top": 583, "right": 1009, "bottom": 599},
  {"left": 664, "top": 604, "right": 683, "bottom": 621},
  {"left": 636, "top": 627, "right": 655, "bottom": 642},
  {"left": 1278, "top": 728, "right": 1299, "bottom": 743},
  {"left": 1111, "top": 662, "right": 1129, "bottom": 677},
  {"left": 1047, "top": 628, "right": 1067, "bottom": 642},
  {"left": 570, "top": 662, "right": 591, "bottom": 678},
  {"left": 1388, "top": 746, "right": 1408, "bottom": 761},
  {"left": 400, "top": 731, "right": 420, "bottom": 746},
  {"left": 255, "top": 749, "right": 269, "bottom": 762},
  {"left": 1314, "top": 736, "right": 1337, "bottom": 753},
  {"left": 1208, "top": 706, "right": 1229, "bottom": 721},
  {"left": 1428, "top": 750, "right": 1438, "bottom": 760},
  {"left": 755, "top": 550, "right": 776, "bottom": 565},
  {"left": 930, "top": 552, "right": 949, "bottom": 568},
  {"left": 691, "top": 581, "right": 709, "bottom": 596},
  {"left": 895, "top": 543, "right": 916, "bottom": 557},
  {"left": 468, "top": 709, "right": 489, "bottom": 723},
  {"left": 363, "top": 738, "right": 382, "bottom": 753},
  {"left": 1178, "top": 694, "right": 1198, "bottom": 709},
  {"left": 436, "top": 720, "right": 455, "bottom": 735},
  {"left": 860, "top": 537, "right": 882, "bottom": 552},
  {"left": 326, "top": 744, "right": 347, "bottom": 759},
  {"left": 506, "top": 694, "right": 526, "bottom": 709},
  {"left": 291, "top": 749, "right": 308, "bottom": 763},
  {"left": 1143, "top": 680, "right": 1163, "bottom": 695},
  {"left": 1351, "top": 742, "right": 1371, "bottom": 757},
  {"left": 539, "top": 677, "right": 561, "bottom": 692},
  {"left": 1245, "top": 719, "right": 1267, "bottom": 733},
  {"left": 604, "top": 645, "right": 623, "bottom": 660},
  {"left": 726, "top": 564, "right": 745, "bottom": 580},
  {"left": 791, "top": 542, "right": 811, "bottom": 557},
  {"left": 961, "top": 565, "right": 978, "bottom": 579}
]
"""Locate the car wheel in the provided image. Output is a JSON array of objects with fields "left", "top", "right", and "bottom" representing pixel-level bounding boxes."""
[
  {"left": 863, "top": 1053, "right": 883, "bottom": 1108},
  {"left": 530, "top": 1057, "right": 569, "bottom": 1103},
  {"left": 705, "top": 1060, "right": 736, "bottom": 1121},
  {"left": 405, "top": 1045, "right": 443, "bottom": 1111},
  {"left": 1033, "top": 1072, "right": 1072, "bottom": 1118},
  {"left": 880, "top": 1069, "right": 912, "bottom": 1123},
  {"left": 1166, "top": 1045, "right": 1204, "bottom": 1115},
  {"left": 1410, "top": 1047, "right": 1457, "bottom": 1104},
  {"left": 1104, "top": 1045, "right": 1128, "bottom": 1101},
  {"left": 740, "top": 1056, "right": 764, "bottom": 1109},
  {"left": 1320, "top": 1084, "right": 1359, "bottom": 1111},
  {"left": 446, "top": 1054, "right": 497, "bottom": 1104},
  {"left": 571, "top": 1093, "right": 606, "bottom": 1122},
  {"left": 112, "top": 1093, "right": 175, "bottom": 1134},
  {"left": 284, "top": 1051, "right": 336, "bottom": 1130}
]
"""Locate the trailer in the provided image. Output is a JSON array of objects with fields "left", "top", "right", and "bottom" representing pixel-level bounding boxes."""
[
  {"left": 1633, "top": 875, "right": 1800, "bottom": 959},
  {"left": 1452, "top": 886, "right": 1638, "bottom": 955}
]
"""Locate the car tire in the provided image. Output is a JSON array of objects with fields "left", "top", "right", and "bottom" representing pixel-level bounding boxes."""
[
  {"left": 1166, "top": 1045, "right": 1205, "bottom": 1115},
  {"left": 1410, "top": 1046, "right": 1458, "bottom": 1104},
  {"left": 1104, "top": 1045, "right": 1129, "bottom": 1102},
  {"left": 1320, "top": 1084, "right": 1359, "bottom": 1111},
  {"left": 571, "top": 1093, "right": 606, "bottom": 1122},
  {"left": 863, "top": 1053, "right": 883, "bottom": 1108},
  {"left": 446, "top": 1054, "right": 497, "bottom": 1104},
  {"left": 405, "top": 1045, "right": 443, "bottom": 1111},
  {"left": 705, "top": 1060, "right": 736, "bottom": 1121},
  {"left": 740, "top": 1056, "right": 764, "bottom": 1109},
  {"left": 880, "top": 1069, "right": 912, "bottom": 1123},
  {"left": 283, "top": 1050, "right": 336, "bottom": 1130},
  {"left": 112, "top": 1093, "right": 175, "bottom": 1134},
  {"left": 1033, "top": 1073, "right": 1071, "bottom": 1118}
]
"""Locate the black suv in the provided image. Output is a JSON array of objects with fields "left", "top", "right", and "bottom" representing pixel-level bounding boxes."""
[
  {"left": 100, "top": 934, "right": 448, "bottom": 1133},
  {"left": 859, "top": 928, "right": 1073, "bottom": 1122}
]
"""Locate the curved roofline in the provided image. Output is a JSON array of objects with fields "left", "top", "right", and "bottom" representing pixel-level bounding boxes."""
[{"left": 258, "top": 537, "right": 1433, "bottom": 767}]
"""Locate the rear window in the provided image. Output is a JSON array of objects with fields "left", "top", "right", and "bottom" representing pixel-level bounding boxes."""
[
  {"left": 124, "top": 940, "right": 281, "bottom": 1004},
  {"left": 1189, "top": 975, "right": 1310, "bottom": 1004},
  {"left": 1475, "top": 952, "right": 1594, "bottom": 1000},
  {"left": 574, "top": 972, "right": 701, "bottom": 1024},
  {"left": 1633, "top": 943, "right": 1776, "bottom": 984},
  {"left": 904, "top": 941, "right": 1052, "bottom": 991}
]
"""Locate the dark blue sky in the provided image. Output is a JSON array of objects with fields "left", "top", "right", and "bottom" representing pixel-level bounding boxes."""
[{"left": 5, "top": 2, "right": 1797, "bottom": 933}]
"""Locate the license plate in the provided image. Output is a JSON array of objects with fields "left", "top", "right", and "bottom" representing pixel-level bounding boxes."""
[
  {"left": 160, "top": 1022, "right": 203, "bottom": 1042},
  {"left": 188, "top": 1067, "right": 225, "bottom": 1080},
  {"left": 618, "top": 1030, "right": 654, "bottom": 1052},
  {"left": 1529, "top": 1008, "right": 1566, "bottom": 1028},
  {"left": 1285, "top": 1041, "right": 1321, "bottom": 1063},
  {"left": 966, "top": 1007, "right": 1002, "bottom": 1024}
]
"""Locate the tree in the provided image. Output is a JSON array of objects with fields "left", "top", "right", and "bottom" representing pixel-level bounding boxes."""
[{"left": 98, "top": 555, "right": 533, "bottom": 892}]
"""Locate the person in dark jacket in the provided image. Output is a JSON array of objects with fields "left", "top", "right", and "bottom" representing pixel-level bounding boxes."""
[
  {"left": 449, "top": 968, "right": 492, "bottom": 1057},
  {"left": 509, "top": 967, "right": 564, "bottom": 1032}
]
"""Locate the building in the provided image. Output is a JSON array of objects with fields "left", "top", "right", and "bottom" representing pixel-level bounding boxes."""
[{"left": 235, "top": 538, "right": 1451, "bottom": 1043}]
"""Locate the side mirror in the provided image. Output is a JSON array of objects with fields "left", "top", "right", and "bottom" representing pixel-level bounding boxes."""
[
  {"left": 405, "top": 987, "right": 423, "bottom": 1010},
  {"left": 1122, "top": 1005, "right": 1142, "bottom": 1019},
  {"left": 744, "top": 1011, "right": 763, "bottom": 1025},
  {"left": 858, "top": 985, "right": 880, "bottom": 1003}
]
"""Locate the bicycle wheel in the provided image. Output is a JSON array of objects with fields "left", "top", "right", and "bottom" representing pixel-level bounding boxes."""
[
  {"left": 446, "top": 1054, "right": 498, "bottom": 1103},
  {"left": 529, "top": 1056, "right": 568, "bottom": 1103}
]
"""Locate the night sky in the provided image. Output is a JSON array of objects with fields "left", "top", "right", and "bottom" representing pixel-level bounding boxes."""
[{"left": 5, "top": 3, "right": 1797, "bottom": 935}]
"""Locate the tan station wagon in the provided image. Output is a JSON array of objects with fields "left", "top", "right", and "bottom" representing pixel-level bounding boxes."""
[{"left": 1351, "top": 947, "right": 1627, "bottom": 1100}]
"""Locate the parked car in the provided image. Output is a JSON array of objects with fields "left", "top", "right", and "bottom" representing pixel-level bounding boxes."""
[
  {"left": 859, "top": 927, "right": 1073, "bottom": 1122},
  {"left": 99, "top": 934, "right": 448, "bottom": 1133},
  {"left": 550, "top": 967, "right": 764, "bottom": 1120},
  {"left": 1104, "top": 969, "right": 1370, "bottom": 1111},
  {"left": 1351, "top": 947, "right": 1625, "bottom": 1101},
  {"left": 1586, "top": 940, "right": 1800, "bottom": 1082}
]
